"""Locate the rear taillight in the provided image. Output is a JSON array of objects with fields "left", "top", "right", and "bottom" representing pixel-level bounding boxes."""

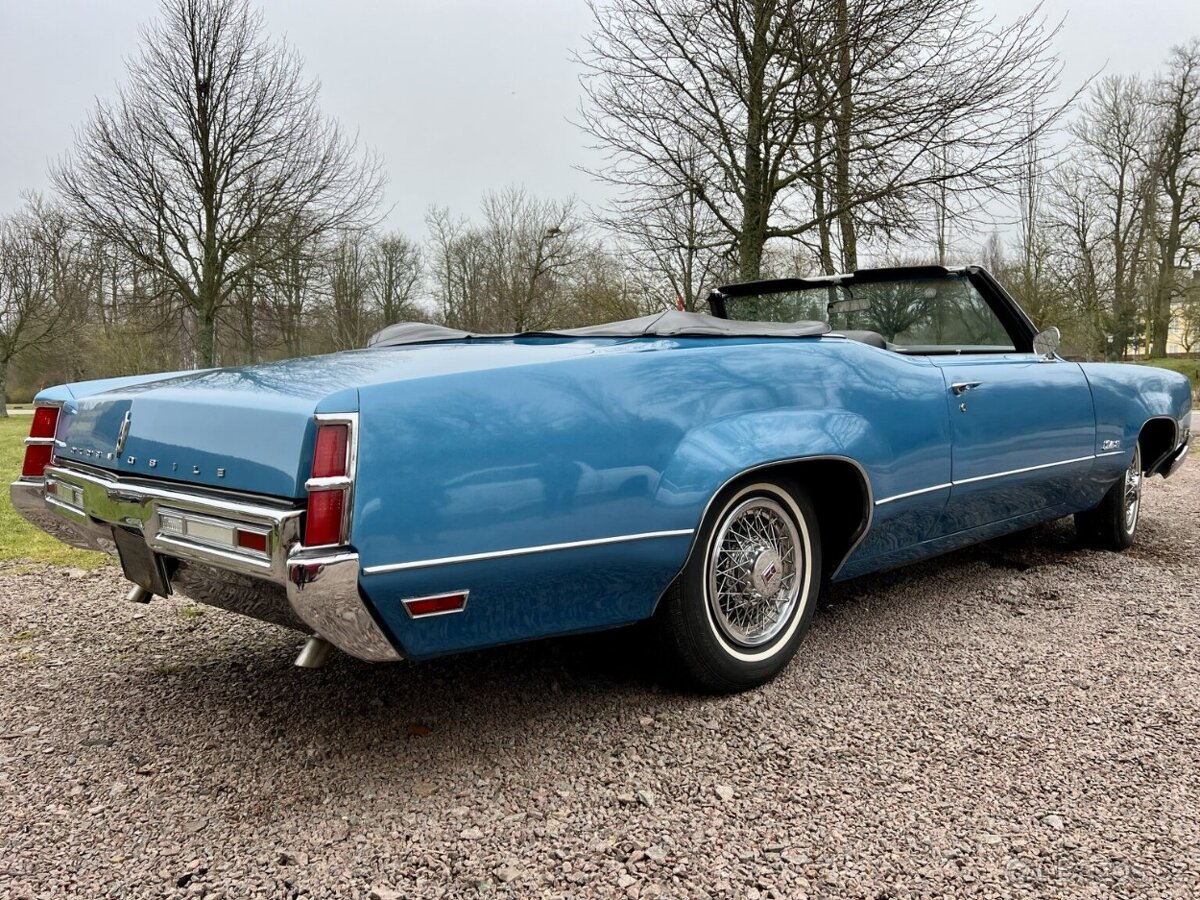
[
  {"left": 304, "top": 419, "right": 353, "bottom": 547},
  {"left": 29, "top": 406, "right": 59, "bottom": 439},
  {"left": 312, "top": 424, "right": 349, "bottom": 478},
  {"left": 22, "top": 404, "right": 60, "bottom": 478}
]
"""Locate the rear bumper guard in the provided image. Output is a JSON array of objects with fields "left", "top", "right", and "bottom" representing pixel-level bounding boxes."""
[{"left": 10, "top": 465, "right": 400, "bottom": 662}]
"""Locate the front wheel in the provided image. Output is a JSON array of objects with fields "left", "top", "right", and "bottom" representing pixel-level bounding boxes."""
[
  {"left": 659, "top": 481, "right": 822, "bottom": 692},
  {"left": 1076, "top": 445, "right": 1142, "bottom": 551}
]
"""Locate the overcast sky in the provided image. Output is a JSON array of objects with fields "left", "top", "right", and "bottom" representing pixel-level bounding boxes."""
[{"left": 2, "top": 0, "right": 1198, "bottom": 238}]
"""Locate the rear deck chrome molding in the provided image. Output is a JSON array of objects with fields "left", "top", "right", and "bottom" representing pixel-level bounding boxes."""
[{"left": 361, "top": 529, "right": 696, "bottom": 576}]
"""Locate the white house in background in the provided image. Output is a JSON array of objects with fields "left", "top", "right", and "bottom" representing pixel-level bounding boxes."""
[{"left": 1166, "top": 270, "right": 1199, "bottom": 355}]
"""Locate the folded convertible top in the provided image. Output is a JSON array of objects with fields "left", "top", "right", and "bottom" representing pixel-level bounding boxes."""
[{"left": 368, "top": 309, "right": 830, "bottom": 348}]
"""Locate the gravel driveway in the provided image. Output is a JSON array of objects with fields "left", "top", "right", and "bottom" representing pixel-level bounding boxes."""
[{"left": 1, "top": 465, "right": 1198, "bottom": 899}]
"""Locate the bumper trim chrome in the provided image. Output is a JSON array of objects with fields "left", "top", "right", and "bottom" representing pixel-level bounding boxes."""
[
  {"left": 287, "top": 551, "right": 401, "bottom": 662},
  {"left": 10, "top": 465, "right": 401, "bottom": 663}
]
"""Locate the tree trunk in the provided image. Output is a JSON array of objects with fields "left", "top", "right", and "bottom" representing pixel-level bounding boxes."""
[
  {"left": 833, "top": 0, "right": 858, "bottom": 272},
  {"left": 0, "top": 368, "right": 9, "bottom": 418},
  {"left": 811, "top": 120, "right": 835, "bottom": 274},
  {"left": 196, "top": 304, "right": 218, "bottom": 369},
  {"left": 737, "top": 3, "right": 770, "bottom": 282},
  {"left": 1151, "top": 269, "right": 1173, "bottom": 358}
]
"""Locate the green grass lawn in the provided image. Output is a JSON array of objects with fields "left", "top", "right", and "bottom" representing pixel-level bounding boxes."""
[
  {"left": 1134, "top": 358, "right": 1200, "bottom": 393},
  {"left": 0, "top": 416, "right": 110, "bottom": 568}
]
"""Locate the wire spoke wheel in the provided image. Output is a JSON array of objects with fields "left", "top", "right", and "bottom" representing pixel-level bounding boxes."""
[
  {"left": 1123, "top": 446, "right": 1142, "bottom": 533},
  {"left": 1075, "top": 442, "right": 1143, "bottom": 552},
  {"left": 706, "top": 496, "right": 803, "bottom": 647},
  {"left": 662, "top": 479, "right": 823, "bottom": 692}
]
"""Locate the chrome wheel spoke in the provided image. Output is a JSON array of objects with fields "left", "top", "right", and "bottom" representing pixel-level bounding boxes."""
[
  {"left": 707, "top": 495, "right": 805, "bottom": 647},
  {"left": 1123, "top": 451, "right": 1142, "bottom": 532}
]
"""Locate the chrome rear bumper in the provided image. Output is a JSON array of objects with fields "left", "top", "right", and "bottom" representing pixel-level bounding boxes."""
[{"left": 10, "top": 465, "right": 400, "bottom": 662}]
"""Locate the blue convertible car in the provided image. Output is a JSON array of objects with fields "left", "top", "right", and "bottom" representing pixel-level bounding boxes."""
[{"left": 11, "top": 266, "right": 1192, "bottom": 690}]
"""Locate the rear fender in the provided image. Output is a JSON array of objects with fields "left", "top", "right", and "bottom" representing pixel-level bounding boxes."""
[{"left": 654, "top": 410, "right": 885, "bottom": 579}]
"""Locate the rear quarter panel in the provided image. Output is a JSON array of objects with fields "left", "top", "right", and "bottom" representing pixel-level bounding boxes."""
[{"left": 352, "top": 337, "right": 953, "bottom": 657}]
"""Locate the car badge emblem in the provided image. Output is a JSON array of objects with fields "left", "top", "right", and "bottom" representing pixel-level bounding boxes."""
[
  {"left": 1102, "top": 439, "right": 1121, "bottom": 451},
  {"left": 762, "top": 563, "right": 777, "bottom": 585},
  {"left": 115, "top": 411, "right": 132, "bottom": 456}
]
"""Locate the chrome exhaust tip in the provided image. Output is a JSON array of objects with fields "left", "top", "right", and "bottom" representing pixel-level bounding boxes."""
[
  {"left": 294, "top": 634, "right": 334, "bottom": 669},
  {"left": 126, "top": 585, "right": 153, "bottom": 604}
]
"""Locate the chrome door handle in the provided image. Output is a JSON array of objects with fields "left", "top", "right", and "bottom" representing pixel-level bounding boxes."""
[{"left": 950, "top": 381, "right": 982, "bottom": 396}]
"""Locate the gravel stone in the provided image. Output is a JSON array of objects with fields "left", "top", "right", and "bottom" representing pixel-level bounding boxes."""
[{"left": 1, "top": 465, "right": 1198, "bottom": 897}]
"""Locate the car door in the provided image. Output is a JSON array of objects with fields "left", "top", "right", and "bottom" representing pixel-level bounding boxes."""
[
  {"left": 844, "top": 271, "right": 1096, "bottom": 538},
  {"left": 929, "top": 353, "right": 1095, "bottom": 536}
]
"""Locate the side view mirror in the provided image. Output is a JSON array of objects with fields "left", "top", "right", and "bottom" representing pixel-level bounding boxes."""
[{"left": 1033, "top": 326, "right": 1061, "bottom": 360}]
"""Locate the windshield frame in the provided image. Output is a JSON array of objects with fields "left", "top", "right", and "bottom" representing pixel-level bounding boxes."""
[{"left": 705, "top": 265, "right": 1037, "bottom": 355}]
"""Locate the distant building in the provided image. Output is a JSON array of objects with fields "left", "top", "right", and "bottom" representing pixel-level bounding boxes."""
[{"left": 1166, "top": 270, "right": 1199, "bottom": 355}]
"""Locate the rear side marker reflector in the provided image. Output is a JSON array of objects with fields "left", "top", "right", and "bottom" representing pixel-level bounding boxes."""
[{"left": 402, "top": 591, "right": 469, "bottom": 618}]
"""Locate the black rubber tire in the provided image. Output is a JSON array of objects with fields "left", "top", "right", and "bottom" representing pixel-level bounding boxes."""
[
  {"left": 658, "top": 480, "right": 822, "bottom": 693},
  {"left": 1076, "top": 445, "right": 1142, "bottom": 551}
]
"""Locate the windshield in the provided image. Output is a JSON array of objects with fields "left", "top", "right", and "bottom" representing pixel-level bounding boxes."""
[{"left": 719, "top": 274, "right": 1016, "bottom": 353}]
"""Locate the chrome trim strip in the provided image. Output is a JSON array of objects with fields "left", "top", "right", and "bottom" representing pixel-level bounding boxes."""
[
  {"left": 951, "top": 454, "right": 1095, "bottom": 487},
  {"left": 876, "top": 454, "right": 1102, "bottom": 505},
  {"left": 1094, "top": 450, "right": 1126, "bottom": 458},
  {"left": 874, "top": 482, "right": 952, "bottom": 506},
  {"left": 362, "top": 529, "right": 696, "bottom": 575},
  {"left": 305, "top": 475, "right": 352, "bottom": 491},
  {"left": 401, "top": 589, "right": 471, "bottom": 619}
]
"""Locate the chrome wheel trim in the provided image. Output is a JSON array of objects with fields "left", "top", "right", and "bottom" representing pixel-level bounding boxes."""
[
  {"left": 1123, "top": 446, "right": 1142, "bottom": 534},
  {"left": 705, "top": 491, "right": 808, "bottom": 653}
]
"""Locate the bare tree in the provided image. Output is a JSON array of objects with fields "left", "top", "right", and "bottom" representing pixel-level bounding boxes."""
[
  {"left": 427, "top": 206, "right": 487, "bottom": 331},
  {"left": 579, "top": 0, "right": 829, "bottom": 281},
  {"left": 606, "top": 144, "right": 734, "bottom": 311},
  {"left": 369, "top": 234, "right": 424, "bottom": 327},
  {"left": 0, "top": 197, "right": 80, "bottom": 415},
  {"left": 53, "top": 0, "right": 382, "bottom": 367},
  {"left": 327, "top": 232, "right": 374, "bottom": 351},
  {"left": 579, "top": 0, "right": 1071, "bottom": 280},
  {"left": 427, "top": 190, "right": 583, "bottom": 332},
  {"left": 1040, "top": 75, "right": 1158, "bottom": 357},
  {"left": 1147, "top": 39, "right": 1200, "bottom": 357},
  {"left": 478, "top": 189, "right": 583, "bottom": 332}
]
